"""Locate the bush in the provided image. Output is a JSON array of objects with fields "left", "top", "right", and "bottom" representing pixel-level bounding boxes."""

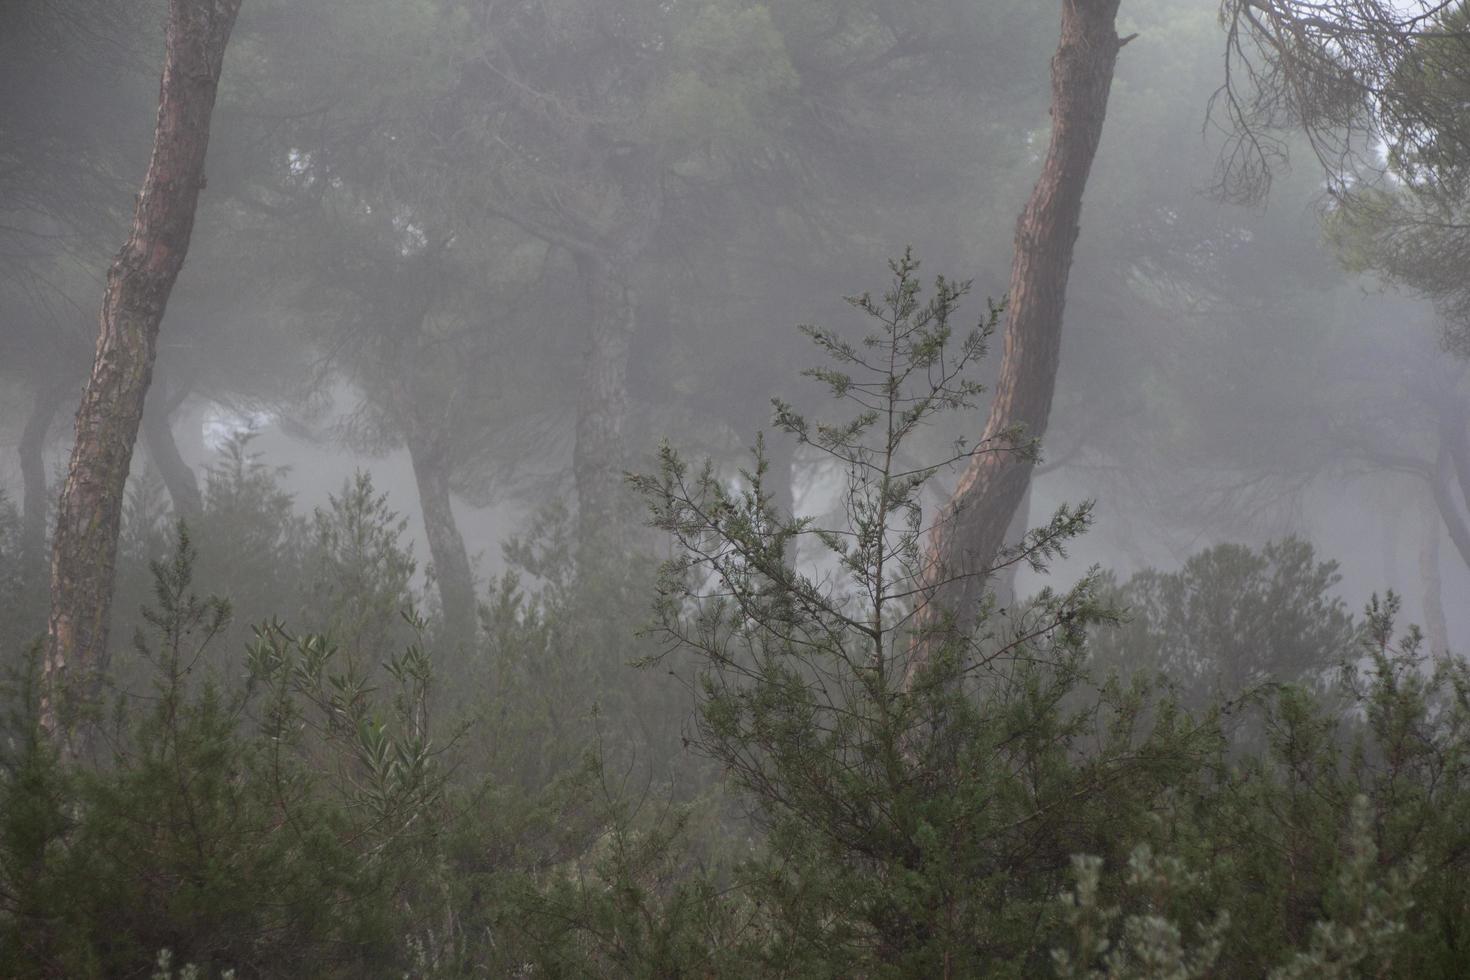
[
  {"left": 1090, "top": 538, "right": 1357, "bottom": 709},
  {"left": 7, "top": 259, "right": 1470, "bottom": 977},
  {"left": 0, "top": 527, "right": 447, "bottom": 977}
]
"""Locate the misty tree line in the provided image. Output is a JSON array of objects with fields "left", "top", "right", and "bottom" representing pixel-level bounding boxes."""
[{"left": 2, "top": 0, "right": 1470, "bottom": 976}]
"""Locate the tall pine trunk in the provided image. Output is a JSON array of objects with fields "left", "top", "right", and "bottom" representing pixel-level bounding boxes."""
[
  {"left": 909, "top": 0, "right": 1127, "bottom": 676},
  {"left": 573, "top": 253, "right": 636, "bottom": 551},
  {"left": 406, "top": 430, "right": 476, "bottom": 646},
  {"left": 42, "top": 0, "right": 243, "bottom": 744}
]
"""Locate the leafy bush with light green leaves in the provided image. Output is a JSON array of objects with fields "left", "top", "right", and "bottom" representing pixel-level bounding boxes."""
[{"left": 1052, "top": 593, "right": 1468, "bottom": 978}]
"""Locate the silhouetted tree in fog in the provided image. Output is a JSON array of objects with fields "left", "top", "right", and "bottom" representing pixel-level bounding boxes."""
[{"left": 1219, "top": 0, "right": 1470, "bottom": 348}]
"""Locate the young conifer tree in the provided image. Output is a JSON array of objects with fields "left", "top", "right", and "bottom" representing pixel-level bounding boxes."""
[{"left": 632, "top": 254, "right": 1190, "bottom": 973}]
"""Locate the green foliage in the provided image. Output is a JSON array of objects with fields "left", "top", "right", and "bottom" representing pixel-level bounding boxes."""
[
  {"left": 1052, "top": 846, "right": 1228, "bottom": 980},
  {"left": 305, "top": 471, "right": 419, "bottom": 666},
  {"left": 192, "top": 432, "right": 306, "bottom": 630},
  {"left": 623, "top": 258, "right": 1470, "bottom": 976},
  {"left": 633, "top": 257, "right": 1212, "bottom": 975},
  {"left": 1267, "top": 794, "right": 1422, "bottom": 980},
  {"left": 468, "top": 498, "right": 698, "bottom": 797},
  {"left": 644, "top": 4, "right": 798, "bottom": 151},
  {"left": 0, "top": 492, "right": 27, "bottom": 651},
  {"left": 9, "top": 267, "right": 1470, "bottom": 977},
  {"left": 1091, "top": 538, "right": 1357, "bottom": 708},
  {"left": 114, "top": 446, "right": 432, "bottom": 677},
  {"left": 1053, "top": 594, "right": 1470, "bottom": 978},
  {"left": 1319, "top": 2, "right": 1470, "bottom": 350},
  {"left": 0, "top": 527, "right": 452, "bottom": 977},
  {"left": 466, "top": 736, "right": 746, "bottom": 978}
]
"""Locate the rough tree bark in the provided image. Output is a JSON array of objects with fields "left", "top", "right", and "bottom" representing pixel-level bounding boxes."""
[
  {"left": 42, "top": 0, "right": 243, "bottom": 743},
  {"left": 907, "top": 0, "right": 1128, "bottom": 678},
  {"left": 142, "top": 383, "right": 203, "bottom": 520},
  {"left": 19, "top": 382, "right": 65, "bottom": 575},
  {"left": 405, "top": 427, "right": 477, "bottom": 646}
]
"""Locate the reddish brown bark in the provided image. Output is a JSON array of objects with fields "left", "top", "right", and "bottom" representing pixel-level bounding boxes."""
[
  {"left": 42, "top": 0, "right": 243, "bottom": 743},
  {"left": 908, "top": 0, "right": 1127, "bottom": 678}
]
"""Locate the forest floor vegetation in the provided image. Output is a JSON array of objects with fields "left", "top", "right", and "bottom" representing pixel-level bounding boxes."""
[{"left": 1, "top": 263, "right": 1468, "bottom": 977}]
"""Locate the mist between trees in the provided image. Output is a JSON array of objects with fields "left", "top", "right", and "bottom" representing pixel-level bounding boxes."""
[{"left": 3, "top": 0, "right": 1470, "bottom": 975}]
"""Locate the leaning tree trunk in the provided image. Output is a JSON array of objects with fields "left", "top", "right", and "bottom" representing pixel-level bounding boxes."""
[
  {"left": 42, "top": 0, "right": 243, "bottom": 745},
  {"left": 406, "top": 430, "right": 477, "bottom": 647},
  {"left": 573, "top": 253, "right": 638, "bottom": 552},
  {"left": 142, "top": 386, "right": 203, "bottom": 521},
  {"left": 19, "top": 382, "right": 65, "bottom": 576},
  {"left": 908, "top": 0, "right": 1126, "bottom": 680}
]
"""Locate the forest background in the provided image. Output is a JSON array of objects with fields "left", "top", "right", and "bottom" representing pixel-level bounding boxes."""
[{"left": 3, "top": 0, "right": 1470, "bottom": 976}]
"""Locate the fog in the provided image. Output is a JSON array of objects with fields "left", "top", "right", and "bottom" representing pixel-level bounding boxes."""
[{"left": 4, "top": 0, "right": 1470, "bottom": 974}]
